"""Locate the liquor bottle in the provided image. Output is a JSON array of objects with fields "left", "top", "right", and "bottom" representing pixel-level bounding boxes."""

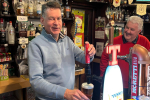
[
  {"left": 35, "top": 27, "right": 41, "bottom": 37},
  {"left": 132, "top": 10, "right": 136, "bottom": 16},
  {"left": 1, "top": 0, "right": 9, "bottom": 15},
  {"left": 38, "top": 24, "right": 42, "bottom": 32},
  {"left": 8, "top": 21, "right": 15, "bottom": 44},
  {"left": 5, "top": 22, "right": 9, "bottom": 43},
  {"left": 28, "top": 0, "right": 34, "bottom": 18},
  {"left": 118, "top": 7, "right": 122, "bottom": 21},
  {"left": 61, "top": 6, "right": 64, "bottom": 18},
  {"left": 28, "top": 21, "right": 34, "bottom": 30},
  {"left": 15, "top": 21, "right": 18, "bottom": 32},
  {"left": 36, "top": 0, "right": 42, "bottom": 18},
  {"left": 27, "top": 21, "right": 35, "bottom": 41},
  {"left": 0, "top": 18, "right": 6, "bottom": 44},
  {"left": 121, "top": 9, "right": 125, "bottom": 21},
  {"left": 106, "top": 7, "right": 110, "bottom": 20},
  {"left": 61, "top": 23, "right": 67, "bottom": 35},
  {"left": 19, "top": 22, "right": 27, "bottom": 37},
  {"left": 109, "top": 7, "right": 113, "bottom": 21},
  {"left": 124, "top": 0, "right": 127, "bottom": 5},
  {"left": 125, "top": 10, "right": 130, "bottom": 21},
  {"left": 115, "top": 8, "right": 119, "bottom": 21},
  {"left": 64, "top": 0, "right": 70, "bottom": 18},
  {"left": 145, "top": 13, "right": 149, "bottom": 22},
  {"left": 119, "top": 28, "right": 122, "bottom": 36},
  {"left": 16, "top": 0, "right": 25, "bottom": 16}
]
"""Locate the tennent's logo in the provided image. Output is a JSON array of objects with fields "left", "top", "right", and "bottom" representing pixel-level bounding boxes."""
[{"left": 106, "top": 44, "right": 121, "bottom": 66}]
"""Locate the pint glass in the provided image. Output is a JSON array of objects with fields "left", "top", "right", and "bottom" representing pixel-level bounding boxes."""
[{"left": 81, "top": 82, "right": 94, "bottom": 100}]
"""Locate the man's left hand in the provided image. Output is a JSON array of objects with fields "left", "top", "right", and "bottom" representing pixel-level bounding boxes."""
[{"left": 85, "top": 41, "right": 96, "bottom": 57}]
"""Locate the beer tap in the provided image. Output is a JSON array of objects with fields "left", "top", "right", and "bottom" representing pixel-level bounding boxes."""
[
  {"left": 85, "top": 43, "right": 103, "bottom": 84},
  {"left": 85, "top": 43, "right": 91, "bottom": 84}
]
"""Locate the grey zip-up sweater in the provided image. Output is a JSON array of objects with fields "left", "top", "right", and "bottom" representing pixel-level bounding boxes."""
[{"left": 28, "top": 29, "right": 94, "bottom": 100}]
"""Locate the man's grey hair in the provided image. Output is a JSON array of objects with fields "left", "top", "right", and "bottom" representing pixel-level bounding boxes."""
[
  {"left": 42, "top": 1, "right": 61, "bottom": 18},
  {"left": 127, "top": 16, "right": 143, "bottom": 30}
]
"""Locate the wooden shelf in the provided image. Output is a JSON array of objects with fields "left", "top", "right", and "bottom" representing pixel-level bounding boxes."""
[
  {"left": 0, "top": 69, "right": 84, "bottom": 94},
  {"left": 0, "top": 76, "right": 30, "bottom": 94},
  {"left": 75, "top": 68, "right": 85, "bottom": 76},
  {"left": 115, "top": 21, "right": 126, "bottom": 23},
  {"left": 0, "top": 14, "right": 16, "bottom": 18}
]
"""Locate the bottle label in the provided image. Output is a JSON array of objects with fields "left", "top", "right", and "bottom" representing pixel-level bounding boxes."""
[
  {"left": 28, "top": 3, "right": 33, "bottom": 14},
  {"left": 37, "top": 4, "right": 41, "bottom": 14},
  {"left": 19, "top": 31, "right": 27, "bottom": 37},
  {"left": 18, "top": 37, "right": 28, "bottom": 44},
  {"left": 21, "top": 8, "right": 24, "bottom": 14},
  {"left": 62, "top": 28, "right": 67, "bottom": 35},
  {"left": 9, "top": 30, "right": 14, "bottom": 35},
  {"left": 66, "top": 6, "right": 70, "bottom": 12},
  {"left": 0, "top": 30, "right": 6, "bottom": 38},
  {"left": 27, "top": 31, "right": 35, "bottom": 37}
]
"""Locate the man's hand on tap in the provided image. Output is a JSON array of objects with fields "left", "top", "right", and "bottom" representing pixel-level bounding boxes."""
[
  {"left": 85, "top": 41, "right": 96, "bottom": 57},
  {"left": 64, "top": 89, "right": 89, "bottom": 100}
]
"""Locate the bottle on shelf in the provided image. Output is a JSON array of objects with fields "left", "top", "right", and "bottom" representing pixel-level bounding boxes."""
[
  {"left": 61, "top": 7, "right": 64, "bottom": 18},
  {"left": 125, "top": 10, "right": 130, "bottom": 21},
  {"left": 109, "top": 7, "right": 113, "bottom": 21},
  {"left": 106, "top": 7, "right": 110, "bottom": 20},
  {"left": 35, "top": 0, "right": 42, "bottom": 18},
  {"left": 8, "top": 21, "right": 15, "bottom": 44},
  {"left": 19, "top": 22, "right": 27, "bottom": 37},
  {"left": 38, "top": 24, "right": 42, "bottom": 32},
  {"left": 61, "top": 23, "right": 67, "bottom": 35},
  {"left": 64, "top": 0, "right": 70, "bottom": 18},
  {"left": 28, "top": 0, "right": 34, "bottom": 18},
  {"left": 132, "top": 10, "right": 136, "bottom": 16},
  {"left": 119, "top": 27, "right": 122, "bottom": 36},
  {"left": 118, "top": 7, "right": 122, "bottom": 21},
  {"left": 15, "top": 21, "right": 18, "bottom": 32},
  {"left": 0, "top": 18, "right": 6, "bottom": 44},
  {"left": 145, "top": 13, "right": 149, "bottom": 22},
  {"left": 35, "top": 27, "right": 41, "bottom": 37},
  {"left": 121, "top": 9, "right": 125, "bottom": 21},
  {"left": 23, "top": 0, "right": 28, "bottom": 16},
  {"left": 114, "top": 8, "right": 118, "bottom": 21},
  {"left": 1, "top": 0, "right": 10, "bottom": 15},
  {"left": 124, "top": 0, "right": 127, "bottom": 5},
  {"left": 27, "top": 21, "right": 35, "bottom": 41},
  {"left": 5, "top": 22, "right": 9, "bottom": 43},
  {"left": 16, "top": 0, "right": 25, "bottom": 16}
]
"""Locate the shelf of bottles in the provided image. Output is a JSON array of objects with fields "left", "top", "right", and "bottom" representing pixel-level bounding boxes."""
[
  {"left": 106, "top": 5, "right": 150, "bottom": 23},
  {"left": 0, "top": 0, "right": 72, "bottom": 56}
]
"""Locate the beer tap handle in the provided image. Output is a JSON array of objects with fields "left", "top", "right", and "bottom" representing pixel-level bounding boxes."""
[{"left": 85, "top": 43, "right": 91, "bottom": 84}]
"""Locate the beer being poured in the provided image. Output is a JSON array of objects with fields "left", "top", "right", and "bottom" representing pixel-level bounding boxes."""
[{"left": 81, "top": 43, "right": 94, "bottom": 100}]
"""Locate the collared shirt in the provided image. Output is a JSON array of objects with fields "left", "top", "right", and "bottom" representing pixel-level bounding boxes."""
[{"left": 122, "top": 35, "right": 138, "bottom": 44}]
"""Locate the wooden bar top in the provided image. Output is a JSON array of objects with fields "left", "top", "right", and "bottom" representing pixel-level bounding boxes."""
[
  {"left": 0, "top": 68, "right": 85, "bottom": 94},
  {"left": 0, "top": 76, "right": 31, "bottom": 94}
]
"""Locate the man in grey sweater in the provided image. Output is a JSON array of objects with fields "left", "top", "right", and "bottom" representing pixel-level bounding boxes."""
[{"left": 28, "top": 1, "right": 96, "bottom": 100}]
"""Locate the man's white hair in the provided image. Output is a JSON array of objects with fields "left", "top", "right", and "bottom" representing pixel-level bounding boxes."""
[{"left": 127, "top": 16, "right": 143, "bottom": 30}]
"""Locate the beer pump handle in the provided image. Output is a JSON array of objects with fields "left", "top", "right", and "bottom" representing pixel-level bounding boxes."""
[{"left": 85, "top": 43, "right": 91, "bottom": 84}]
